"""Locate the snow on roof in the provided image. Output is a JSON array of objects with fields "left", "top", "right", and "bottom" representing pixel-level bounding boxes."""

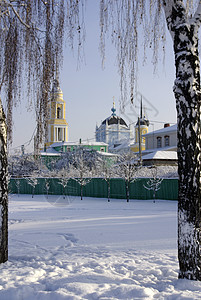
[
  {"left": 41, "top": 145, "right": 61, "bottom": 156},
  {"left": 143, "top": 124, "right": 177, "bottom": 137},
  {"left": 50, "top": 141, "right": 108, "bottom": 147},
  {"left": 97, "top": 151, "right": 118, "bottom": 157},
  {"left": 142, "top": 151, "right": 177, "bottom": 161},
  {"left": 110, "top": 138, "right": 135, "bottom": 151},
  {"left": 40, "top": 151, "right": 61, "bottom": 156},
  {"left": 142, "top": 146, "right": 177, "bottom": 154}
]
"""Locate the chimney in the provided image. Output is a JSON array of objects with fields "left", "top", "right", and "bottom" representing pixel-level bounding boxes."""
[{"left": 164, "top": 123, "right": 170, "bottom": 128}]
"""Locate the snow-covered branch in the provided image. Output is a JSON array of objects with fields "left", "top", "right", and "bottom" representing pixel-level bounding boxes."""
[
  {"left": 26, "top": 176, "right": 38, "bottom": 198},
  {"left": 143, "top": 167, "right": 163, "bottom": 202}
]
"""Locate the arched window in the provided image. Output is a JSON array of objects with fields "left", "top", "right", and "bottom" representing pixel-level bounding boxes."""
[
  {"left": 164, "top": 135, "right": 170, "bottom": 147},
  {"left": 157, "top": 137, "right": 162, "bottom": 148},
  {"left": 57, "top": 107, "right": 62, "bottom": 119}
]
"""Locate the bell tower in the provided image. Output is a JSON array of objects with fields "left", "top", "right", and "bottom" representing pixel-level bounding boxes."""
[
  {"left": 45, "top": 79, "right": 68, "bottom": 147},
  {"left": 131, "top": 98, "right": 149, "bottom": 152}
]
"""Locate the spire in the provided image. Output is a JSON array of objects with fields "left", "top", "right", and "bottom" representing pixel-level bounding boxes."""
[
  {"left": 111, "top": 98, "right": 116, "bottom": 116},
  {"left": 55, "top": 57, "right": 59, "bottom": 81},
  {"left": 135, "top": 96, "right": 150, "bottom": 127},
  {"left": 52, "top": 78, "right": 62, "bottom": 94}
]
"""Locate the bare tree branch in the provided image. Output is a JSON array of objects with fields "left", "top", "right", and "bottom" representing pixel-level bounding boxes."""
[{"left": 8, "top": 3, "right": 30, "bottom": 29}]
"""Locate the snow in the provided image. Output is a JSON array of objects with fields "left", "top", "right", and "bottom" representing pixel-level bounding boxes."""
[
  {"left": 137, "top": 165, "right": 178, "bottom": 178},
  {"left": 50, "top": 141, "right": 108, "bottom": 148},
  {"left": 1, "top": 194, "right": 201, "bottom": 299},
  {"left": 142, "top": 150, "right": 177, "bottom": 160}
]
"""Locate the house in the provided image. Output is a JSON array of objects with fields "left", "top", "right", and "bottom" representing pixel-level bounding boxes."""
[
  {"left": 40, "top": 140, "right": 116, "bottom": 167},
  {"left": 141, "top": 123, "right": 177, "bottom": 166},
  {"left": 47, "top": 141, "right": 108, "bottom": 153},
  {"left": 143, "top": 123, "right": 177, "bottom": 152}
]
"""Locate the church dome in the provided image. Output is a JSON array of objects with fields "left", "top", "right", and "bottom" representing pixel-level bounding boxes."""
[
  {"left": 102, "top": 115, "right": 128, "bottom": 127},
  {"left": 101, "top": 102, "right": 128, "bottom": 127},
  {"left": 136, "top": 117, "right": 149, "bottom": 127}
]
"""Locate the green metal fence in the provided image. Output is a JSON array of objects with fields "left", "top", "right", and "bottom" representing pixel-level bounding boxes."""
[{"left": 9, "top": 177, "right": 178, "bottom": 200}]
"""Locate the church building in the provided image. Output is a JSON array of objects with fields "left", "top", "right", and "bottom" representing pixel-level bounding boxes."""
[
  {"left": 95, "top": 102, "right": 132, "bottom": 150},
  {"left": 45, "top": 79, "right": 68, "bottom": 148}
]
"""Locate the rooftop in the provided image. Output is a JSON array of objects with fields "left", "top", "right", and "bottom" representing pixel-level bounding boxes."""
[{"left": 143, "top": 124, "right": 177, "bottom": 137}]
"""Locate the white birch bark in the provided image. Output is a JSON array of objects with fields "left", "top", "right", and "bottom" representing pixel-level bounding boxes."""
[
  {"left": 0, "top": 98, "right": 8, "bottom": 263},
  {"left": 163, "top": 0, "right": 201, "bottom": 280}
]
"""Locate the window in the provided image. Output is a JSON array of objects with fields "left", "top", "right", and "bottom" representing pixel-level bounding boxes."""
[
  {"left": 157, "top": 137, "right": 162, "bottom": 148},
  {"left": 57, "top": 107, "right": 62, "bottom": 119},
  {"left": 58, "top": 128, "right": 62, "bottom": 141},
  {"left": 164, "top": 136, "right": 170, "bottom": 147}
]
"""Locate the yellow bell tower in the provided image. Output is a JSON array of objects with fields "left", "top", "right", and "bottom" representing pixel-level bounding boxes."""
[
  {"left": 131, "top": 99, "right": 149, "bottom": 152},
  {"left": 45, "top": 79, "right": 68, "bottom": 147}
]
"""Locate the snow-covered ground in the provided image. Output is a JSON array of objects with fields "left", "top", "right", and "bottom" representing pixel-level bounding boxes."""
[{"left": 1, "top": 194, "right": 201, "bottom": 299}]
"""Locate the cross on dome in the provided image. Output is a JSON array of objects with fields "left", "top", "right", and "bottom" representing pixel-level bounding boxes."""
[{"left": 111, "top": 99, "right": 116, "bottom": 116}]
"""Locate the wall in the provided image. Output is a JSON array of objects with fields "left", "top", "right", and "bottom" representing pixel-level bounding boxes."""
[{"left": 145, "top": 131, "right": 177, "bottom": 150}]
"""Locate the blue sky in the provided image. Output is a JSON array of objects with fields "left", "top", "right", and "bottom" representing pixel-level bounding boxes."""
[{"left": 10, "top": 1, "right": 176, "bottom": 153}]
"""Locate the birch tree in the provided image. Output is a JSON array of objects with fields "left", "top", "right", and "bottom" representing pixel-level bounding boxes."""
[
  {"left": 143, "top": 167, "right": 163, "bottom": 202},
  {"left": 99, "top": 0, "right": 201, "bottom": 280},
  {"left": 0, "top": 0, "right": 84, "bottom": 263}
]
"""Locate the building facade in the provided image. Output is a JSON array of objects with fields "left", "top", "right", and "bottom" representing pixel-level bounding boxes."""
[
  {"left": 144, "top": 124, "right": 177, "bottom": 152},
  {"left": 49, "top": 141, "right": 108, "bottom": 153}
]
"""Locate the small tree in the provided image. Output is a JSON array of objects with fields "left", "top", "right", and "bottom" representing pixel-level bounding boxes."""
[
  {"left": 101, "top": 157, "right": 115, "bottom": 202},
  {"left": 58, "top": 168, "right": 75, "bottom": 199},
  {"left": 44, "top": 178, "right": 50, "bottom": 199},
  {"left": 117, "top": 152, "right": 138, "bottom": 202},
  {"left": 15, "top": 179, "right": 21, "bottom": 197},
  {"left": 143, "top": 167, "right": 163, "bottom": 203},
  {"left": 8, "top": 154, "right": 47, "bottom": 178},
  {"left": 26, "top": 175, "right": 38, "bottom": 198},
  {"left": 73, "top": 148, "right": 92, "bottom": 200},
  {"left": 75, "top": 177, "right": 91, "bottom": 201}
]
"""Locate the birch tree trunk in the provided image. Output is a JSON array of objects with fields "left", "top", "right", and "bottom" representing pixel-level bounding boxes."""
[
  {"left": 175, "top": 25, "right": 201, "bottom": 280},
  {"left": 163, "top": 0, "right": 201, "bottom": 280},
  {"left": 0, "top": 98, "right": 8, "bottom": 263}
]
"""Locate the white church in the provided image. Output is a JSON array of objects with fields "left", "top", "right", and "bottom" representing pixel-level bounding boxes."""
[{"left": 95, "top": 103, "right": 132, "bottom": 151}]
